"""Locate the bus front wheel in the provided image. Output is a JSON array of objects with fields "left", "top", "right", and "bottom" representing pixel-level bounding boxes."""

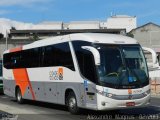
[
  {"left": 16, "top": 87, "right": 24, "bottom": 104},
  {"left": 67, "top": 91, "right": 79, "bottom": 114}
]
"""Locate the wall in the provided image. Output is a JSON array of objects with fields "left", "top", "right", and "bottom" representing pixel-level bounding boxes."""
[
  {"left": 131, "top": 24, "right": 160, "bottom": 49},
  {"left": 106, "top": 15, "right": 137, "bottom": 33},
  {"left": 0, "top": 39, "right": 34, "bottom": 58}
]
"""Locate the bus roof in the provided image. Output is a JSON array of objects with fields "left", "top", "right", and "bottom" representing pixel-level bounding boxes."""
[
  {"left": 70, "top": 33, "right": 138, "bottom": 44},
  {"left": 4, "top": 33, "right": 138, "bottom": 53}
]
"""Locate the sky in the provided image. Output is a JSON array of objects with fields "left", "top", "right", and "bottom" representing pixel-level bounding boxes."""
[{"left": 0, "top": 0, "right": 159, "bottom": 26}]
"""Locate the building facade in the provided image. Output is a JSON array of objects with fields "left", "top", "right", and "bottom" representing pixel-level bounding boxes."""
[
  {"left": 130, "top": 22, "right": 160, "bottom": 53},
  {"left": 106, "top": 15, "right": 136, "bottom": 32}
]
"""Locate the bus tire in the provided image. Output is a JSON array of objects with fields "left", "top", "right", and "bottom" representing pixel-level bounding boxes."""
[
  {"left": 16, "top": 87, "right": 24, "bottom": 104},
  {"left": 67, "top": 91, "right": 79, "bottom": 114}
]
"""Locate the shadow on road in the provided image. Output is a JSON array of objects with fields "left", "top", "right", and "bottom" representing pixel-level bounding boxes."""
[
  {"left": 11, "top": 99, "right": 68, "bottom": 112},
  {"left": 2, "top": 97, "right": 158, "bottom": 120},
  {"left": 10, "top": 98, "right": 160, "bottom": 118}
]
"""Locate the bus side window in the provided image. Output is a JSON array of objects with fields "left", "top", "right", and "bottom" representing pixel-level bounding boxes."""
[
  {"left": 54, "top": 43, "right": 75, "bottom": 71},
  {"left": 42, "top": 42, "right": 75, "bottom": 71},
  {"left": 72, "top": 41, "right": 98, "bottom": 84},
  {"left": 4, "top": 42, "right": 75, "bottom": 71},
  {"left": 3, "top": 52, "right": 21, "bottom": 69},
  {"left": 3, "top": 48, "right": 41, "bottom": 69},
  {"left": 21, "top": 48, "right": 41, "bottom": 68},
  {"left": 42, "top": 45, "right": 56, "bottom": 67}
]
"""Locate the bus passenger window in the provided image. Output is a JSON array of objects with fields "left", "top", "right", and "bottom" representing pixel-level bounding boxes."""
[{"left": 42, "top": 42, "right": 75, "bottom": 71}]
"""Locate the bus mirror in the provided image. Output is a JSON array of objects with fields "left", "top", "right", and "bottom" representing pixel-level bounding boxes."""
[
  {"left": 81, "top": 46, "right": 100, "bottom": 65},
  {"left": 142, "top": 47, "right": 159, "bottom": 68}
]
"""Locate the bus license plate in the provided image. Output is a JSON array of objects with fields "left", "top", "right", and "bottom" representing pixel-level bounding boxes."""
[{"left": 126, "top": 102, "right": 135, "bottom": 107}]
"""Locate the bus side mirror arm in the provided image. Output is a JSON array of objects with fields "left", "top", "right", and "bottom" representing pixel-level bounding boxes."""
[
  {"left": 142, "top": 47, "right": 159, "bottom": 68},
  {"left": 81, "top": 46, "right": 100, "bottom": 65}
]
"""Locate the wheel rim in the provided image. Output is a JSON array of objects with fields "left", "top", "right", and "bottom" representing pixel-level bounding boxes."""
[
  {"left": 69, "top": 97, "right": 76, "bottom": 110},
  {"left": 17, "top": 90, "right": 21, "bottom": 101}
]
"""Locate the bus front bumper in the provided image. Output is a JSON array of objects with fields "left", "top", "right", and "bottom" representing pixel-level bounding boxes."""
[{"left": 97, "top": 94, "right": 151, "bottom": 110}]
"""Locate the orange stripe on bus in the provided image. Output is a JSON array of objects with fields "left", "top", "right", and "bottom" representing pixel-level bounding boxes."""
[
  {"left": 10, "top": 46, "right": 22, "bottom": 52},
  {"left": 9, "top": 47, "right": 36, "bottom": 100},
  {"left": 13, "top": 68, "right": 36, "bottom": 100}
]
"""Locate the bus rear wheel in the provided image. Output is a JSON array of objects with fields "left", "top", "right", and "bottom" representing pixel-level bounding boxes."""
[
  {"left": 67, "top": 91, "right": 79, "bottom": 114},
  {"left": 16, "top": 87, "right": 24, "bottom": 104}
]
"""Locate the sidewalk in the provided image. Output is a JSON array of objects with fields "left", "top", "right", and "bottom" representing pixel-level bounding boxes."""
[{"left": 151, "top": 94, "right": 160, "bottom": 98}]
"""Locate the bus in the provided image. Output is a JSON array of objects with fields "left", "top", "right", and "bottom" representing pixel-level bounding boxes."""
[
  {"left": 0, "top": 59, "right": 3, "bottom": 93},
  {"left": 3, "top": 33, "right": 150, "bottom": 114}
]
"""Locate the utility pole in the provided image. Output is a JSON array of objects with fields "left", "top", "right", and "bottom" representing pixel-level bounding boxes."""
[{"left": 5, "top": 30, "right": 8, "bottom": 50}]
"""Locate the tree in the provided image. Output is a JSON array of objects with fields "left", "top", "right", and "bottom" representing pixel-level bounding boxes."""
[
  {"left": 32, "top": 33, "right": 39, "bottom": 41},
  {"left": 127, "top": 33, "right": 134, "bottom": 38},
  {"left": 11, "top": 27, "right": 16, "bottom": 30}
]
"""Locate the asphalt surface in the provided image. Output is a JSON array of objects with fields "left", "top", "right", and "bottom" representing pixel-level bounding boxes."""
[{"left": 0, "top": 94, "right": 160, "bottom": 120}]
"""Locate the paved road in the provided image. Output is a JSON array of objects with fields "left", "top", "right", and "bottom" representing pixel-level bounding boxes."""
[{"left": 0, "top": 94, "right": 160, "bottom": 120}]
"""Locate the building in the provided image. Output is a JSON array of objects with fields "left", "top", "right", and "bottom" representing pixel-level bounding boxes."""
[
  {"left": 130, "top": 22, "right": 160, "bottom": 54},
  {"left": 10, "top": 29, "right": 126, "bottom": 40},
  {"left": 68, "top": 21, "right": 100, "bottom": 29},
  {"left": 0, "top": 15, "right": 136, "bottom": 58},
  {"left": 106, "top": 15, "right": 137, "bottom": 32},
  {"left": 9, "top": 15, "right": 137, "bottom": 41}
]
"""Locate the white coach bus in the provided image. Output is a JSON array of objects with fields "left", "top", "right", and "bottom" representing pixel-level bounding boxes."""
[{"left": 3, "top": 33, "right": 150, "bottom": 114}]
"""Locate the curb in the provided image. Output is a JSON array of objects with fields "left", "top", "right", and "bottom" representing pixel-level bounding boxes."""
[{"left": 151, "top": 95, "right": 160, "bottom": 98}]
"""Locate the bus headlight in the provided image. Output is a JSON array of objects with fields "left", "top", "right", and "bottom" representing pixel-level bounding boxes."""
[
  {"left": 96, "top": 89, "right": 115, "bottom": 98},
  {"left": 107, "top": 93, "right": 113, "bottom": 98},
  {"left": 144, "top": 89, "right": 151, "bottom": 96}
]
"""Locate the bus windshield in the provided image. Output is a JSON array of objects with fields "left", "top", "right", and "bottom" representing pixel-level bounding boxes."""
[{"left": 95, "top": 44, "right": 149, "bottom": 89}]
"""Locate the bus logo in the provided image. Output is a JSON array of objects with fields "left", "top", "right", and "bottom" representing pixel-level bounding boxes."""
[
  {"left": 128, "top": 89, "right": 132, "bottom": 94},
  {"left": 58, "top": 68, "right": 63, "bottom": 80},
  {"left": 49, "top": 68, "right": 63, "bottom": 80}
]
